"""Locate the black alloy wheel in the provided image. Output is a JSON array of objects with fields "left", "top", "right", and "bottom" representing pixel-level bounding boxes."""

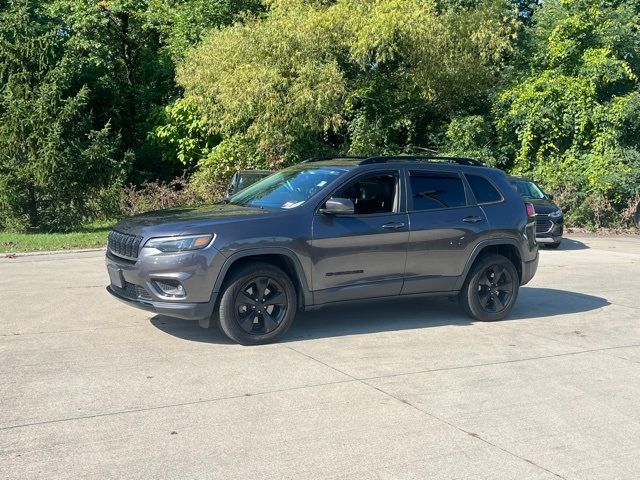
[
  {"left": 235, "top": 276, "right": 288, "bottom": 335},
  {"left": 460, "top": 253, "right": 520, "bottom": 322},
  {"left": 217, "top": 262, "right": 297, "bottom": 345},
  {"left": 475, "top": 263, "right": 515, "bottom": 314}
]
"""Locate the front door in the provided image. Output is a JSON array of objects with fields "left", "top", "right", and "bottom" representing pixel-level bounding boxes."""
[{"left": 310, "top": 170, "right": 409, "bottom": 304}]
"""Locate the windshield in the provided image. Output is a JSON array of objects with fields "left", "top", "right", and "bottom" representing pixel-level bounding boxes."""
[
  {"left": 228, "top": 166, "right": 347, "bottom": 209},
  {"left": 510, "top": 179, "right": 545, "bottom": 200}
]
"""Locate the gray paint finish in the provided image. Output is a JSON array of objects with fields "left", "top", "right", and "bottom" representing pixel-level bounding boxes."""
[{"left": 104, "top": 158, "right": 538, "bottom": 320}]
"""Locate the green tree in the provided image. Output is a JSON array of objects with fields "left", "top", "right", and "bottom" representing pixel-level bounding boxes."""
[
  {"left": 0, "top": 0, "right": 123, "bottom": 231},
  {"left": 177, "top": 0, "right": 517, "bottom": 181},
  {"left": 495, "top": 0, "right": 640, "bottom": 226},
  {"left": 47, "top": 0, "right": 263, "bottom": 183},
  {"left": 148, "top": 0, "right": 263, "bottom": 59},
  {"left": 48, "top": 0, "right": 180, "bottom": 182}
]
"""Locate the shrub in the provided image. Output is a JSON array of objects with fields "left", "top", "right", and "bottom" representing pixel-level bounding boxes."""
[{"left": 118, "top": 177, "right": 224, "bottom": 217}]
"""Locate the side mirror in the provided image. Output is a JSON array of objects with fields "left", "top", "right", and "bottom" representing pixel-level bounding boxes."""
[
  {"left": 319, "top": 197, "right": 355, "bottom": 215},
  {"left": 546, "top": 193, "right": 554, "bottom": 201}
]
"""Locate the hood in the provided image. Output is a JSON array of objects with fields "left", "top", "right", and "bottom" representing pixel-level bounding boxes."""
[
  {"left": 526, "top": 197, "right": 560, "bottom": 215},
  {"left": 113, "top": 203, "right": 272, "bottom": 236}
]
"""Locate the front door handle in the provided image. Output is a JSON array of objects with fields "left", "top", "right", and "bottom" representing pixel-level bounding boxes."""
[
  {"left": 462, "top": 216, "right": 484, "bottom": 223},
  {"left": 382, "top": 222, "right": 406, "bottom": 230}
]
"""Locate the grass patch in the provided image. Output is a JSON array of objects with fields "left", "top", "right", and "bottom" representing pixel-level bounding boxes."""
[{"left": 0, "top": 222, "right": 114, "bottom": 254}]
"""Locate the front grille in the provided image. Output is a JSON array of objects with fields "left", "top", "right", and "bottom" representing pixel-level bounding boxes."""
[
  {"left": 113, "top": 281, "right": 152, "bottom": 301},
  {"left": 108, "top": 230, "right": 143, "bottom": 259},
  {"left": 535, "top": 219, "right": 553, "bottom": 234}
]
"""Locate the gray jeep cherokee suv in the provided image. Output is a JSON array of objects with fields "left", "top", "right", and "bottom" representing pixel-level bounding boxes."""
[{"left": 106, "top": 156, "right": 539, "bottom": 345}]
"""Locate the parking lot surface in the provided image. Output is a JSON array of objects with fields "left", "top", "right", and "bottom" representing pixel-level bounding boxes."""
[{"left": 1, "top": 235, "right": 640, "bottom": 479}]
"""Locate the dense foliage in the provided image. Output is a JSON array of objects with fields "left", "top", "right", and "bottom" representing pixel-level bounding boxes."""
[
  {"left": 0, "top": 0, "right": 638, "bottom": 231},
  {"left": 0, "top": 1, "right": 122, "bottom": 231},
  {"left": 495, "top": 0, "right": 640, "bottom": 227}
]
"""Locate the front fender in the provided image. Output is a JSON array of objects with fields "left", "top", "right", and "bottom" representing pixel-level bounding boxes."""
[{"left": 212, "top": 247, "right": 313, "bottom": 308}]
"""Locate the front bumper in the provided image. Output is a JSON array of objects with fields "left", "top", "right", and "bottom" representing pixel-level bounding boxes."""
[
  {"left": 535, "top": 214, "right": 563, "bottom": 243},
  {"left": 105, "top": 244, "right": 226, "bottom": 321},
  {"left": 107, "top": 285, "right": 216, "bottom": 320}
]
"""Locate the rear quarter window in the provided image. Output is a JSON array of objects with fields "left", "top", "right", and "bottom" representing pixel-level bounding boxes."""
[
  {"left": 409, "top": 172, "right": 467, "bottom": 210},
  {"left": 465, "top": 174, "right": 503, "bottom": 204}
]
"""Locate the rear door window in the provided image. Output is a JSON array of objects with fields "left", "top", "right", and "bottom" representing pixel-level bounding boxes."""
[
  {"left": 466, "top": 174, "right": 502, "bottom": 204},
  {"left": 409, "top": 172, "right": 467, "bottom": 210}
]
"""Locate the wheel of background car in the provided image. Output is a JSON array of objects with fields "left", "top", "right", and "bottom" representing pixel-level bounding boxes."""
[
  {"left": 217, "top": 262, "right": 297, "bottom": 345},
  {"left": 460, "top": 253, "right": 519, "bottom": 322}
]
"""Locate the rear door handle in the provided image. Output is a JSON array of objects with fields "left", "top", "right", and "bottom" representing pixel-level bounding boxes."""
[
  {"left": 462, "top": 216, "right": 483, "bottom": 223},
  {"left": 381, "top": 222, "right": 406, "bottom": 230}
]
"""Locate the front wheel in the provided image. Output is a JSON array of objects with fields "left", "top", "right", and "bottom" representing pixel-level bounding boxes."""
[
  {"left": 217, "top": 262, "right": 297, "bottom": 345},
  {"left": 460, "top": 254, "right": 519, "bottom": 322}
]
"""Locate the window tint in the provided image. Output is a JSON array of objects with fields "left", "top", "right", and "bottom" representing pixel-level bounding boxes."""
[
  {"left": 466, "top": 174, "right": 502, "bottom": 204},
  {"left": 332, "top": 173, "right": 397, "bottom": 215},
  {"left": 409, "top": 173, "right": 466, "bottom": 210},
  {"left": 509, "top": 179, "right": 544, "bottom": 200}
]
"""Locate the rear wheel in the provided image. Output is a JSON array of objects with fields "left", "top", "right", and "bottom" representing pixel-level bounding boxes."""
[
  {"left": 460, "top": 254, "right": 519, "bottom": 322},
  {"left": 218, "top": 262, "right": 297, "bottom": 345}
]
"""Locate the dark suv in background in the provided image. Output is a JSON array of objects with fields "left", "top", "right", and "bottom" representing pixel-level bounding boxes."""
[
  {"left": 509, "top": 176, "right": 563, "bottom": 248},
  {"left": 226, "top": 169, "right": 273, "bottom": 197},
  {"left": 106, "top": 156, "right": 539, "bottom": 345}
]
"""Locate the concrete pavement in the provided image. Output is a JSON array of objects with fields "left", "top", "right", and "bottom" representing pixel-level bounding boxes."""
[{"left": 1, "top": 235, "right": 639, "bottom": 479}]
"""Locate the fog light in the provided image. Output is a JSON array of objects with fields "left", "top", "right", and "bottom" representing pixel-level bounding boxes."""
[{"left": 153, "top": 279, "right": 186, "bottom": 298}]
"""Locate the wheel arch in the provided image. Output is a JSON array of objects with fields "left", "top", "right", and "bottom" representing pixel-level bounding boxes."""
[
  {"left": 213, "top": 248, "right": 312, "bottom": 310},
  {"left": 455, "top": 239, "right": 524, "bottom": 290}
]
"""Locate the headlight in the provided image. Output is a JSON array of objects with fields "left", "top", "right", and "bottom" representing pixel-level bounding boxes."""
[
  {"left": 143, "top": 234, "right": 214, "bottom": 252},
  {"left": 549, "top": 209, "right": 563, "bottom": 219}
]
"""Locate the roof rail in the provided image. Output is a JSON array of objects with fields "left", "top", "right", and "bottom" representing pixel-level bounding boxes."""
[
  {"left": 302, "top": 155, "right": 366, "bottom": 163},
  {"left": 359, "top": 155, "right": 484, "bottom": 166}
]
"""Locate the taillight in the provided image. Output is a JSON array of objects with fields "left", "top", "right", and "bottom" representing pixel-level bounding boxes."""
[{"left": 525, "top": 202, "right": 536, "bottom": 218}]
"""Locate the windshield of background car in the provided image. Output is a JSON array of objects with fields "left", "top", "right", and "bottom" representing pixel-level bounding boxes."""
[
  {"left": 228, "top": 167, "right": 347, "bottom": 209},
  {"left": 236, "top": 172, "right": 272, "bottom": 191},
  {"left": 510, "top": 179, "right": 545, "bottom": 200}
]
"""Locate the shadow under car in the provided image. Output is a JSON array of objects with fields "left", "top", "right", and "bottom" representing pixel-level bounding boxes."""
[{"left": 149, "top": 287, "right": 609, "bottom": 344}]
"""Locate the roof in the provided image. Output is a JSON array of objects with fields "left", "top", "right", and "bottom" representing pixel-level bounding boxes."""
[
  {"left": 507, "top": 175, "right": 533, "bottom": 182},
  {"left": 302, "top": 155, "right": 484, "bottom": 168}
]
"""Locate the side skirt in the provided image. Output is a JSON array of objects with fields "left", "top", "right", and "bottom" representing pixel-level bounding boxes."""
[{"left": 304, "top": 290, "right": 460, "bottom": 311}]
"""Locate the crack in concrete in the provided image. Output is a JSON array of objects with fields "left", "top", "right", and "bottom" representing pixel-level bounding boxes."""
[
  {"left": 0, "top": 285, "right": 105, "bottom": 295},
  {"left": 285, "top": 344, "right": 568, "bottom": 479},
  {"left": 353, "top": 343, "right": 640, "bottom": 382},
  {"left": 0, "top": 378, "right": 355, "bottom": 432},
  {"left": 363, "top": 381, "right": 568, "bottom": 479},
  {"left": 6, "top": 343, "right": 638, "bottom": 432},
  {"left": 0, "top": 323, "right": 145, "bottom": 337}
]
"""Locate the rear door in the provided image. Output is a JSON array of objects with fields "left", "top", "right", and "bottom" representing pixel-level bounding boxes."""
[
  {"left": 402, "top": 169, "right": 486, "bottom": 294},
  {"left": 310, "top": 170, "right": 409, "bottom": 304}
]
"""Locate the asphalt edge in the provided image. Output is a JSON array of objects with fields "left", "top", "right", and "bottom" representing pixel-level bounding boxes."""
[{"left": 3, "top": 247, "right": 106, "bottom": 258}]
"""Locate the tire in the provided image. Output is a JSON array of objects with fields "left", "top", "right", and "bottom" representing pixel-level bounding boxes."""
[
  {"left": 217, "top": 262, "right": 297, "bottom": 345},
  {"left": 460, "top": 254, "right": 519, "bottom": 322},
  {"left": 545, "top": 240, "right": 561, "bottom": 249}
]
